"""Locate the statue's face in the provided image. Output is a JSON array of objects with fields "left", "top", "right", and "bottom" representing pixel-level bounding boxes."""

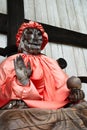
[{"left": 19, "top": 28, "right": 43, "bottom": 55}]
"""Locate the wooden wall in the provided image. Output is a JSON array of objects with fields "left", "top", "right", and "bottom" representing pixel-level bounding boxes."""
[
  {"left": 0, "top": 0, "right": 7, "bottom": 62},
  {"left": 0, "top": 0, "right": 87, "bottom": 98},
  {"left": 24, "top": 0, "right": 87, "bottom": 76}
]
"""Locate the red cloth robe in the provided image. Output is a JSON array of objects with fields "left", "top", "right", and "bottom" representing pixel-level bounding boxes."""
[{"left": 0, "top": 53, "right": 70, "bottom": 109}]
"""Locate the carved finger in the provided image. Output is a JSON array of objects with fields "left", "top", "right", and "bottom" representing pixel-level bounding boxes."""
[
  {"left": 79, "top": 90, "right": 85, "bottom": 100},
  {"left": 74, "top": 89, "right": 85, "bottom": 101},
  {"left": 69, "top": 91, "right": 79, "bottom": 102},
  {"left": 18, "top": 55, "right": 26, "bottom": 68},
  {"left": 74, "top": 93, "right": 78, "bottom": 102},
  {"left": 75, "top": 89, "right": 81, "bottom": 101}
]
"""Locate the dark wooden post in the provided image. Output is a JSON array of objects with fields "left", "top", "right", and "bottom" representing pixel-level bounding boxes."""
[{"left": 7, "top": 0, "right": 24, "bottom": 47}]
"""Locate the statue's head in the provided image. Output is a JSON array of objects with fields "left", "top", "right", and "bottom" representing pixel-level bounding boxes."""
[{"left": 16, "top": 21, "right": 48, "bottom": 55}]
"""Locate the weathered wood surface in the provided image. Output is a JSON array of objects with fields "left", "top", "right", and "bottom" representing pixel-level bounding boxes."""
[{"left": 0, "top": 101, "right": 87, "bottom": 130}]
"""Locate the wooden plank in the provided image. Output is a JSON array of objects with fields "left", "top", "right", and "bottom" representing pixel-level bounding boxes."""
[
  {"left": 45, "top": 0, "right": 61, "bottom": 59},
  {"left": 39, "top": 0, "right": 52, "bottom": 57},
  {"left": 80, "top": 0, "right": 87, "bottom": 71},
  {"left": 1, "top": 12, "right": 87, "bottom": 48},
  {"left": 34, "top": 0, "right": 48, "bottom": 56},
  {"left": 7, "top": 0, "right": 24, "bottom": 47},
  {"left": 34, "top": 0, "right": 47, "bottom": 23},
  {"left": 64, "top": 0, "right": 80, "bottom": 76},
  {"left": 73, "top": 0, "right": 87, "bottom": 33},
  {"left": 72, "top": 0, "right": 87, "bottom": 76},
  {"left": 65, "top": 0, "right": 79, "bottom": 31},
  {"left": 64, "top": 0, "right": 79, "bottom": 76},
  {"left": 72, "top": 0, "right": 87, "bottom": 99},
  {"left": 0, "top": 0, "right": 7, "bottom": 14},
  {"left": 24, "top": 0, "right": 35, "bottom": 21},
  {"left": 56, "top": 0, "right": 77, "bottom": 76},
  {"left": 80, "top": 0, "right": 87, "bottom": 27},
  {"left": 0, "top": 34, "right": 7, "bottom": 62},
  {"left": 33, "top": 0, "right": 47, "bottom": 54}
]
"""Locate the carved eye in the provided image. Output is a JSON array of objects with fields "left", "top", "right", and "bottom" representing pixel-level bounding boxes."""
[{"left": 38, "top": 31, "right": 42, "bottom": 36}]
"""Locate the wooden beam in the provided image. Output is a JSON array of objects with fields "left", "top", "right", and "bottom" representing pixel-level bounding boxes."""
[
  {"left": 0, "top": 13, "right": 7, "bottom": 34},
  {"left": 1, "top": 14, "right": 87, "bottom": 49},
  {"left": 25, "top": 19, "right": 87, "bottom": 49},
  {"left": 7, "top": 0, "right": 24, "bottom": 48},
  {"left": 0, "top": 12, "right": 87, "bottom": 56},
  {"left": 43, "top": 24, "right": 87, "bottom": 48}
]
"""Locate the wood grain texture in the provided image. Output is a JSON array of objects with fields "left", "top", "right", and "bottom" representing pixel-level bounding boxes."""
[{"left": 0, "top": 101, "right": 87, "bottom": 130}]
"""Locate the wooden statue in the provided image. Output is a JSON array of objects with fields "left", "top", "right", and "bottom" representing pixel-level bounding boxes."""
[{"left": 0, "top": 21, "right": 87, "bottom": 130}]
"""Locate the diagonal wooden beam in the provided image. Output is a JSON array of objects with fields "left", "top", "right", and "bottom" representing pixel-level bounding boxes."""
[
  {"left": 0, "top": 12, "right": 87, "bottom": 49},
  {"left": 25, "top": 19, "right": 87, "bottom": 49}
]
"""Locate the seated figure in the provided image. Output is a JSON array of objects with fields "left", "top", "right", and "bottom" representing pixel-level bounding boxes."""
[
  {"left": 0, "top": 21, "right": 87, "bottom": 130},
  {"left": 0, "top": 21, "right": 84, "bottom": 109}
]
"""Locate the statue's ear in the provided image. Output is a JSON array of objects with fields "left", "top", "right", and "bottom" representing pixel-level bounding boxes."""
[
  {"left": 0, "top": 45, "right": 18, "bottom": 57},
  {"left": 56, "top": 58, "right": 67, "bottom": 69}
]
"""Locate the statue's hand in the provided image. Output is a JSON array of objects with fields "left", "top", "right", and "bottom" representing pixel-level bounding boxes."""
[
  {"left": 68, "top": 88, "right": 85, "bottom": 102},
  {"left": 14, "top": 55, "right": 32, "bottom": 85},
  {"left": 67, "top": 76, "right": 85, "bottom": 103}
]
